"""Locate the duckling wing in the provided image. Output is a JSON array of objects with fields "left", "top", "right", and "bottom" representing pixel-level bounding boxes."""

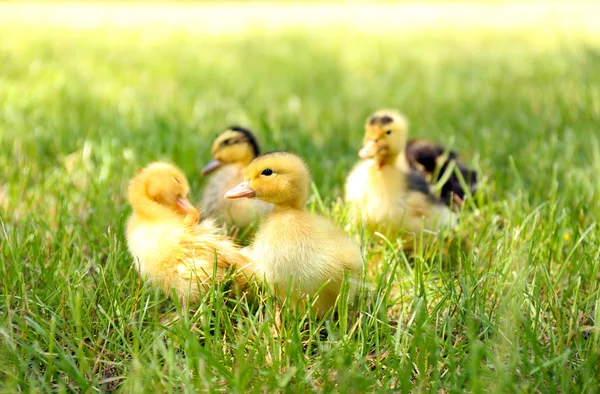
[
  {"left": 438, "top": 161, "right": 479, "bottom": 206},
  {"left": 175, "top": 259, "right": 214, "bottom": 280},
  {"left": 406, "top": 171, "right": 434, "bottom": 196},
  {"left": 179, "top": 220, "right": 249, "bottom": 278},
  {"left": 175, "top": 241, "right": 254, "bottom": 293},
  {"left": 312, "top": 216, "right": 363, "bottom": 274},
  {"left": 174, "top": 237, "right": 230, "bottom": 280}
]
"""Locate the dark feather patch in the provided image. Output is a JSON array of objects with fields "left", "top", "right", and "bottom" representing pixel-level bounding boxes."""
[
  {"left": 405, "top": 138, "right": 478, "bottom": 207},
  {"left": 224, "top": 126, "right": 261, "bottom": 157},
  {"left": 406, "top": 139, "right": 456, "bottom": 173},
  {"left": 379, "top": 115, "right": 394, "bottom": 125},
  {"left": 438, "top": 161, "right": 478, "bottom": 204},
  {"left": 406, "top": 171, "right": 434, "bottom": 196},
  {"left": 368, "top": 116, "right": 378, "bottom": 125}
]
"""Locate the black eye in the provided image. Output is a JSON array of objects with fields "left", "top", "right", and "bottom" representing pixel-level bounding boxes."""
[
  {"left": 386, "top": 130, "right": 392, "bottom": 135},
  {"left": 261, "top": 169, "right": 273, "bottom": 176},
  {"left": 172, "top": 176, "right": 180, "bottom": 184},
  {"left": 222, "top": 138, "right": 232, "bottom": 145}
]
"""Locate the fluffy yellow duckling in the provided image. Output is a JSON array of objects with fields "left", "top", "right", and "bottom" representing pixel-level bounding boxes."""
[
  {"left": 201, "top": 126, "right": 273, "bottom": 227},
  {"left": 345, "top": 110, "right": 454, "bottom": 238},
  {"left": 224, "top": 152, "right": 363, "bottom": 316},
  {"left": 126, "top": 162, "right": 254, "bottom": 306}
]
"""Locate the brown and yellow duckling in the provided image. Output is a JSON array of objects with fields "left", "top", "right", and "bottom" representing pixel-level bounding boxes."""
[
  {"left": 345, "top": 110, "right": 455, "bottom": 240},
  {"left": 225, "top": 152, "right": 363, "bottom": 316},
  {"left": 404, "top": 138, "right": 478, "bottom": 208},
  {"left": 201, "top": 126, "right": 273, "bottom": 228},
  {"left": 126, "top": 162, "right": 254, "bottom": 307}
]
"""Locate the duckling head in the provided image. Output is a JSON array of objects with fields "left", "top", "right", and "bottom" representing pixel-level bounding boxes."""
[
  {"left": 359, "top": 110, "right": 408, "bottom": 166},
  {"left": 202, "top": 126, "right": 260, "bottom": 175},
  {"left": 129, "top": 162, "right": 197, "bottom": 218},
  {"left": 224, "top": 152, "right": 310, "bottom": 210}
]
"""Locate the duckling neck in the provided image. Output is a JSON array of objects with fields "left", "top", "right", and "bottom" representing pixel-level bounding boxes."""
[
  {"left": 273, "top": 199, "right": 306, "bottom": 212},
  {"left": 240, "top": 153, "right": 255, "bottom": 166},
  {"left": 233, "top": 150, "right": 255, "bottom": 167},
  {"left": 375, "top": 154, "right": 397, "bottom": 169}
]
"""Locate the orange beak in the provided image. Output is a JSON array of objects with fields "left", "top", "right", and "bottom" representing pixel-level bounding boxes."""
[
  {"left": 359, "top": 140, "right": 378, "bottom": 159},
  {"left": 224, "top": 181, "right": 256, "bottom": 199},
  {"left": 176, "top": 197, "right": 197, "bottom": 215},
  {"left": 201, "top": 159, "right": 222, "bottom": 175}
]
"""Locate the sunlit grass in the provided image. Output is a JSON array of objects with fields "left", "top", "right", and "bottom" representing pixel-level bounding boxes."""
[{"left": 1, "top": 3, "right": 599, "bottom": 392}]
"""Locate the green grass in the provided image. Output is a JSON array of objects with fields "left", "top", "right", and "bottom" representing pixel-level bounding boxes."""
[{"left": 1, "top": 7, "right": 600, "bottom": 393}]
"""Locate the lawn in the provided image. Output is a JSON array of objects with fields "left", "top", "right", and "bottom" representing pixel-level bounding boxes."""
[{"left": 1, "top": 3, "right": 599, "bottom": 393}]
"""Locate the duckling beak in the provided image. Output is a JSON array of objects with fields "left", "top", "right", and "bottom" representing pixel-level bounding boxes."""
[
  {"left": 224, "top": 181, "right": 256, "bottom": 199},
  {"left": 201, "top": 159, "right": 222, "bottom": 175},
  {"left": 176, "top": 197, "right": 197, "bottom": 215},
  {"left": 359, "top": 140, "right": 378, "bottom": 159}
]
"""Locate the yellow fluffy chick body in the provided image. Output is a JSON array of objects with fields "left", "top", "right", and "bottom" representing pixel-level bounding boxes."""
[
  {"left": 126, "top": 162, "right": 252, "bottom": 305},
  {"left": 225, "top": 152, "right": 363, "bottom": 315},
  {"left": 201, "top": 127, "right": 273, "bottom": 227},
  {"left": 345, "top": 110, "right": 454, "bottom": 236}
]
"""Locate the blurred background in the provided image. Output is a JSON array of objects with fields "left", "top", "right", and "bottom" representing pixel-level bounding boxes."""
[{"left": 1, "top": 1, "right": 599, "bottom": 219}]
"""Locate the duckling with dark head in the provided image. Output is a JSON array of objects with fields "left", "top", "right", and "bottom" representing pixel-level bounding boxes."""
[
  {"left": 201, "top": 126, "right": 273, "bottom": 228},
  {"left": 404, "top": 139, "right": 478, "bottom": 208}
]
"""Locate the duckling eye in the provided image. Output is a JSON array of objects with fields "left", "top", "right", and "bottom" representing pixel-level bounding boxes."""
[
  {"left": 261, "top": 169, "right": 273, "bottom": 176},
  {"left": 172, "top": 176, "right": 180, "bottom": 184},
  {"left": 386, "top": 130, "right": 392, "bottom": 135},
  {"left": 223, "top": 138, "right": 232, "bottom": 145}
]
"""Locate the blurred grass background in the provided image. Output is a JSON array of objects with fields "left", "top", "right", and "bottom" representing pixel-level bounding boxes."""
[{"left": 1, "top": 2, "right": 599, "bottom": 392}]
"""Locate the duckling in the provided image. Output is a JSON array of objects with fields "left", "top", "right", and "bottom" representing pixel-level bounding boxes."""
[
  {"left": 126, "top": 162, "right": 254, "bottom": 307},
  {"left": 201, "top": 126, "right": 273, "bottom": 228},
  {"left": 404, "top": 138, "right": 478, "bottom": 208},
  {"left": 345, "top": 110, "right": 455, "bottom": 239},
  {"left": 224, "top": 152, "right": 363, "bottom": 316}
]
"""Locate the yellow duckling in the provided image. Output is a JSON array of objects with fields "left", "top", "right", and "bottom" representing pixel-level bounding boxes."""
[
  {"left": 201, "top": 126, "right": 273, "bottom": 228},
  {"left": 345, "top": 110, "right": 454, "bottom": 239},
  {"left": 224, "top": 152, "right": 363, "bottom": 316},
  {"left": 126, "top": 162, "right": 254, "bottom": 307}
]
